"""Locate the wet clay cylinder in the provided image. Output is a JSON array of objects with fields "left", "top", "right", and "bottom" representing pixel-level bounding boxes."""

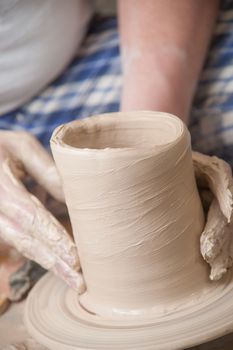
[{"left": 50, "top": 111, "right": 208, "bottom": 317}]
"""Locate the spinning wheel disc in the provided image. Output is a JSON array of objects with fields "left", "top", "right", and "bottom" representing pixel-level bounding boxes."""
[{"left": 25, "top": 272, "right": 233, "bottom": 350}]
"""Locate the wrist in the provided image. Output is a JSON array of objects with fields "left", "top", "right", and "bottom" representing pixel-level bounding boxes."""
[{"left": 120, "top": 52, "right": 194, "bottom": 123}]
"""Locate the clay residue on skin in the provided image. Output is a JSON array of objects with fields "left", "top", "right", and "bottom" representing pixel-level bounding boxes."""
[
  {"left": 193, "top": 151, "right": 233, "bottom": 222},
  {"left": 200, "top": 199, "right": 233, "bottom": 281},
  {"left": 193, "top": 151, "right": 233, "bottom": 280},
  {"left": 121, "top": 46, "right": 188, "bottom": 74},
  {"left": 51, "top": 111, "right": 207, "bottom": 317},
  {"left": 0, "top": 131, "right": 83, "bottom": 292}
]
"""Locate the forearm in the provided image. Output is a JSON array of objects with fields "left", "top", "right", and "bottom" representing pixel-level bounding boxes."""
[{"left": 118, "top": 0, "right": 219, "bottom": 123}]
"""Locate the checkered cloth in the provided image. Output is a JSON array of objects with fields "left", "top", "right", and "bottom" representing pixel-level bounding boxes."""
[
  {"left": 191, "top": 0, "right": 233, "bottom": 165},
  {"left": 1, "top": 1, "right": 233, "bottom": 165}
]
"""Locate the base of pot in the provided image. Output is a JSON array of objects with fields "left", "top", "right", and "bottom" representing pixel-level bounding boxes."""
[{"left": 25, "top": 272, "right": 233, "bottom": 350}]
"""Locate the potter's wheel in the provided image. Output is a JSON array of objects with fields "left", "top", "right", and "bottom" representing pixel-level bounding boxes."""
[{"left": 25, "top": 272, "right": 233, "bottom": 350}]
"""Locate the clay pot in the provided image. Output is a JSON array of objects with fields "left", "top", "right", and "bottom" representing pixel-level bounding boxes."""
[{"left": 50, "top": 111, "right": 207, "bottom": 317}]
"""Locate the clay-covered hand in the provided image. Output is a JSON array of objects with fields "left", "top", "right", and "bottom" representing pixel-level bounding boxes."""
[
  {"left": 193, "top": 151, "right": 233, "bottom": 281},
  {"left": 0, "top": 131, "right": 84, "bottom": 293}
]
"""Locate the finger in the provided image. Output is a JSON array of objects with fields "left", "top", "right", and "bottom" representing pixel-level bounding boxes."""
[
  {"left": 52, "top": 256, "right": 86, "bottom": 293},
  {"left": 209, "top": 245, "right": 231, "bottom": 281},
  {"left": 0, "top": 157, "right": 80, "bottom": 271},
  {"left": 200, "top": 199, "right": 233, "bottom": 280},
  {"left": 30, "top": 194, "right": 80, "bottom": 271},
  {"left": 0, "top": 131, "right": 64, "bottom": 202},
  {"left": 0, "top": 212, "right": 85, "bottom": 293},
  {"left": 192, "top": 151, "right": 233, "bottom": 222},
  {"left": 200, "top": 199, "right": 229, "bottom": 262},
  {"left": 0, "top": 182, "right": 80, "bottom": 271}
]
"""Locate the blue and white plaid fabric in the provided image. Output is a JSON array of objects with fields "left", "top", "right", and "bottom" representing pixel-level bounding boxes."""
[
  {"left": 1, "top": 1, "right": 233, "bottom": 165},
  {"left": 191, "top": 0, "right": 233, "bottom": 165}
]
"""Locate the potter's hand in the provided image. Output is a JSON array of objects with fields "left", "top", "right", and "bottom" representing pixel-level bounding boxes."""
[
  {"left": 193, "top": 152, "right": 233, "bottom": 281},
  {"left": 0, "top": 131, "right": 84, "bottom": 293}
]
